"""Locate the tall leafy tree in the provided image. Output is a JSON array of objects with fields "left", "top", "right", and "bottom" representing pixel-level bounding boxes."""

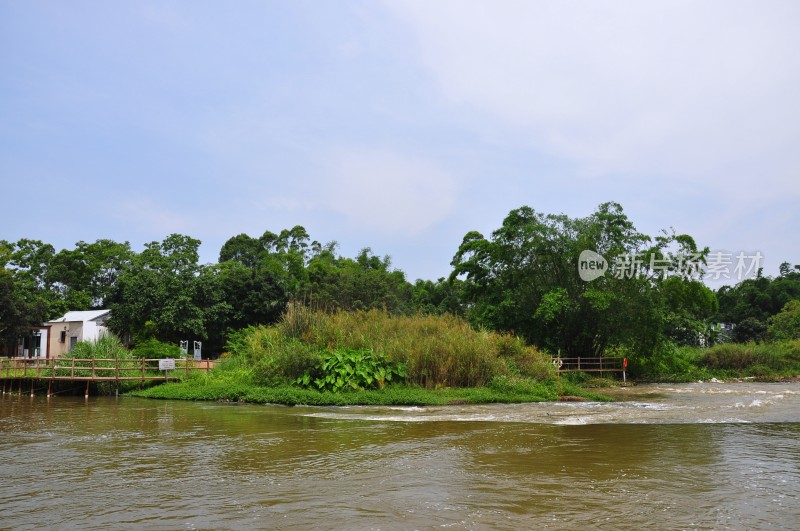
[
  {"left": 0, "top": 243, "right": 26, "bottom": 352},
  {"left": 715, "top": 262, "right": 800, "bottom": 335},
  {"left": 213, "top": 260, "right": 286, "bottom": 329},
  {"left": 450, "top": 202, "right": 714, "bottom": 361},
  {"left": 410, "top": 278, "right": 466, "bottom": 316},
  {"left": 109, "top": 234, "right": 206, "bottom": 344},
  {"left": 767, "top": 300, "right": 800, "bottom": 341},
  {"left": 2, "top": 239, "right": 63, "bottom": 322},
  {"left": 220, "top": 228, "right": 415, "bottom": 317},
  {"left": 218, "top": 231, "right": 292, "bottom": 325},
  {"left": 308, "top": 247, "right": 412, "bottom": 313},
  {"left": 48, "top": 239, "right": 133, "bottom": 309}
]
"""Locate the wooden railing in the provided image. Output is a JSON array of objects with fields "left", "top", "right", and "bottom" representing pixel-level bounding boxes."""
[
  {"left": 551, "top": 357, "right": 625, "bottom": 373},
  {"left": 0, "top": 357, "right": 215, "bottom": 382}
]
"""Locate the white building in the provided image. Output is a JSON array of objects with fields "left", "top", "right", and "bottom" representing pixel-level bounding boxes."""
[{"left": 45, "top": 310, "right": 112, "bottom": 358}]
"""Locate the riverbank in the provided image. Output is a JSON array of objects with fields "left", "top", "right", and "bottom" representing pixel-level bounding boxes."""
[{"left": 133, "top": 312, "right": 799, "bottom": 406}]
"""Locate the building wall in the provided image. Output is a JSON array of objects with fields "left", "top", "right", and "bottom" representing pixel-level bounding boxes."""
[
  {"left": 83, "top": 319, "right": 105, "bottom": 342},
  {"left": 48, "top": 321, "right": 84, "bottom": 358}
]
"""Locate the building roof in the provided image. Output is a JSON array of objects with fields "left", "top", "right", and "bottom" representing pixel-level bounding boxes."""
[{"left": 48, "top": 310, "right": 111, "bottom": 323}]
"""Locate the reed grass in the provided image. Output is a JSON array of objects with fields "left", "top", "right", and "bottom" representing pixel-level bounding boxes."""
[
  {"left": 225, "top": 304, "right": 555, "bottom": 388},
  {"left": 636, "top": 340, "right": 800, "bottom": 381}
]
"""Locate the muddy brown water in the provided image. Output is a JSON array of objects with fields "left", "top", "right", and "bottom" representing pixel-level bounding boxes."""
[{"left": 1, "top": 383, "right": 799, "bottom": 529}]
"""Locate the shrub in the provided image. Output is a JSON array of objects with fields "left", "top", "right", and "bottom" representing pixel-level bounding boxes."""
[{"left": 133, "top": 338, "right": 183, "bottom": 359}]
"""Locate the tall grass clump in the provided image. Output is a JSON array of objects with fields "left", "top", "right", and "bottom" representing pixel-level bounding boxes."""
[
  {"left": 701, "top": 340, "right": 800, "bottom": 377},
  {"left": 225, "top": 304, "right": 555, "bottom": 388},
  {"left": 70, "top": 333, "right": 132, "bottom": 360},
  {"left": 223, "top": 323, "right": 324, "bottom": 386}
]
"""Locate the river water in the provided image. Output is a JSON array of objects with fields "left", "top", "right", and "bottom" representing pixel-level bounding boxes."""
[{"left": 1, "top": 383, "right": 799, "bottom": 530}]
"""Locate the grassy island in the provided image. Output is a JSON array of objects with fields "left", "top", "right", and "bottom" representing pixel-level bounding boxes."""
[{"left": 128, "top": 306, "right": 612, "bottom": 406}]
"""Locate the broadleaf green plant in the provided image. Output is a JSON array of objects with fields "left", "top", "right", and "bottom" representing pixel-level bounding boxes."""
[{"left": 294, "top": 348, "right": 407, "bottom": 393}]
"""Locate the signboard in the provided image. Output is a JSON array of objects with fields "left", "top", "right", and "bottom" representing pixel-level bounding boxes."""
[
  {"left": 159, "top": 358, "right": 176, "bottom": 371},
  {"left": 193, "top": 341, "right": 202, "bottom": 361}
]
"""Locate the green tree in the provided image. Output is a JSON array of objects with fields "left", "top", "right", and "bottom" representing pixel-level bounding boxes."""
[
  {"left": 450, "top": 202, "right": 713, "bottom": 362},
  {"left": 716, "top": 263, "right": 800, "bottom": 326},
  {"left": 109, "top": 234, "right": 206, "bottom": 344},
  {"left": 659, "top": 277, "right": 718, "bottom": 346},
  {"left": 767, "top": 300, "right": 800, "bottom": 341},
  {"left": 2, "top": 239, "right": 63, "bottom": 322},
  {"left": 0, "top": 243, "right": 26, "bottom": 352},
  {"left": 212, "top": 260, "right": 286, "bottom": 328},
  {"left": 48, "top": 239, "right": 133, "bottom": 309},
  {"left": 308, "top": 247, "right": 412, "bottom": 313},
  {"left": 733, "top": 317, "right": 768, "bottom": 343},
  {"left": 410, "top": 277, "right": 465, "bottom": 315}
]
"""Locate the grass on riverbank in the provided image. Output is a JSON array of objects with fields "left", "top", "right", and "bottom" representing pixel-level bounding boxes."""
[
  {"left": 126, "top": 372, "right": 611, "bottom": 406},
  {"left": 636, "top": 339, "right": 800, "bottom": 382}
]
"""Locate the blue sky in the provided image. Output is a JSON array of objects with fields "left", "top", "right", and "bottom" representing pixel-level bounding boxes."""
[{"left": 2, "top": 1, "right": 798, "bottom": 283}]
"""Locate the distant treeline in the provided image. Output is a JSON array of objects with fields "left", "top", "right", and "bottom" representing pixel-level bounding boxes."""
[{"left": 2, "top": 202, "right": 798, "bottom": 365}]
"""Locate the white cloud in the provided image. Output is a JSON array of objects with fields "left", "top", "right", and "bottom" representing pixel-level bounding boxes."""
[
  {"left": 385, "top": 1, "right": 800, "bottom": 198},
  {"left": 324, "top": 148, "right": 458, "bottom": 235}
]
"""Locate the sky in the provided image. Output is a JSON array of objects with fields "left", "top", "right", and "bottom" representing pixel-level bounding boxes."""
[{"left": 1, "top": 0, "right": 798, "bottom": 284}]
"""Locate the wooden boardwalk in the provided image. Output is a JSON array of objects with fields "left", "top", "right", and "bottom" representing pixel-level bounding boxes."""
[{"left": 1, "top": 357, "right": 215, "bottom": 397}]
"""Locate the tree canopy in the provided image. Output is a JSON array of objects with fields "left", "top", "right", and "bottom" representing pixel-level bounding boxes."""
[
  {"left": 450, "top": 202, "right": 717, "bottom": 362},
  {"left": 1, "top": 204, "right": 796, "bottom": 361}
]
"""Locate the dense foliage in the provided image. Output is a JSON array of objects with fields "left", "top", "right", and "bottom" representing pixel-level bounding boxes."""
[
  {"left": 450, "top": 202, "right": 718, "bottom": 370},
  {"left": 294, "top": 348, "right": 407, "bottom": 392},
  {"left": 222, "top": 305, "right": 554, "bottom": 389},
  {"left": 2, "top": 202, "right": 798, "bottom": 381},
  {"left": 715, "top": 265, "right": 800, "bottom": 342}
]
